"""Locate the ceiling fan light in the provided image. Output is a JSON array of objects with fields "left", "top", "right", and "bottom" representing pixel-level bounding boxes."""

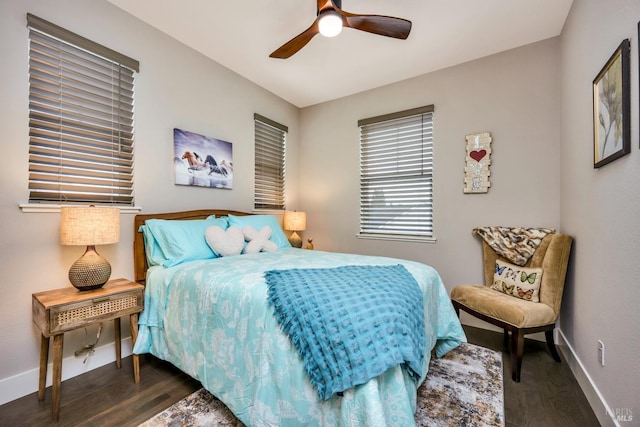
[{"left": 318, "top": 10, "right": 343, "bottom": 37}]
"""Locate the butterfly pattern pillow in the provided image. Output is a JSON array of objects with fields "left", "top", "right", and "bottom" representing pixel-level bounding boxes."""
[{"left": 491, "top": 259, "right": 543, "bottom": 302}]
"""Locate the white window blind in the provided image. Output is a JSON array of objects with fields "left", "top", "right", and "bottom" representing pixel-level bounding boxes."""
[
  {"left": 254, "top": 114, "right": 287, "bottom": 210},
  {"left": 358, "top": 105, "right": 434, "bottom": 239},
  {"left": 27, "top": 14, "right": 139, "bottom": 205}
]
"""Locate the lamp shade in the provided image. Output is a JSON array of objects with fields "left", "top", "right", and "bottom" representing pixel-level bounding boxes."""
[
  {"left": 283, "top": 211, "right": 306, "bottom": 232},
  {"left": 60, "top": 206, "right": 120, "bottom": 246}
]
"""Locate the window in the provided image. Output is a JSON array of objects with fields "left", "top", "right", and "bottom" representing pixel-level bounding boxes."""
[
  {"left": 26, "top": 14, "right": 139, "bottom": 206},
  {"left": 358, "top": 105, "right": 434, "bottom": 241},
  {"left": 254, "top": 114, "right": 287, "bottom": 210}
]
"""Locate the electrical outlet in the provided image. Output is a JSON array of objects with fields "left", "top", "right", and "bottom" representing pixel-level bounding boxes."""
[{"left": 598, "top": 340, "right": 605, "bottom": 366}]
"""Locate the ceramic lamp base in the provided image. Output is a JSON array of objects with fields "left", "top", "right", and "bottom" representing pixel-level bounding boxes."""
[
  {"left": 288, "top": 231, "right": 302, "bottom": 248},
  {"left": 68, "top": 246, "right": 111, "bottom": 291}
]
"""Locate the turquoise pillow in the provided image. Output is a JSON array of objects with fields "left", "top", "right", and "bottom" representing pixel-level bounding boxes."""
[
  {"left": 145, "top": 217, "right": 228, "bottom": 267},
  {"left": 227, "top": 214, "right": 291, "bottom": 249},
  {"left": 139, "top": 225, "right": 165, "bottom": 267}
]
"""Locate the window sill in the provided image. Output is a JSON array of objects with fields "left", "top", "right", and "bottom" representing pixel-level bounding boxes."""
[
  {"left": 357, "top": 233, "right": 437, "bottom": 244},
  {"left": 19, "top": 203, "right": 143, "bottom": 214},
  {"left": 252, "top": 209, "right": 286, "bottom": 215}
]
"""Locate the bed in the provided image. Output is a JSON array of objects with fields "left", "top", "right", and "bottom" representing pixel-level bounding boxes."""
[{"left": 132, "top": 209, "right": 466, "bottom": 426}]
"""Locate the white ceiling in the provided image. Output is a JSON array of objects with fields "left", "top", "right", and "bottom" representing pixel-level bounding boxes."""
[{"left": 106, "top": 0, "right": 573, "bottom": 108}]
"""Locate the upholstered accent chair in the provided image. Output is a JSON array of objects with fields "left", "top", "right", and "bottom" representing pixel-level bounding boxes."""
[{"left": 450, "top": 233, "right": 573, "bottom": 382}]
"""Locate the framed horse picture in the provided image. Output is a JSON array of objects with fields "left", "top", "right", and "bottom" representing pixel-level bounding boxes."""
[{"left": 173, "top": 128, "right": 233, "bottom": 189}]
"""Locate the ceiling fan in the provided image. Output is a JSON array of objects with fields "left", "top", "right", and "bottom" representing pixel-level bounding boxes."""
[{"left": 269, "top": 0, "right": 412, "bottom": 59}]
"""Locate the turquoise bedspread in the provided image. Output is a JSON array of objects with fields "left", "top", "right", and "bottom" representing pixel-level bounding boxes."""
[
  {"left": 265, "top": 264, "right": 426, "bottom": 400},
  {"left": 134, "top": 248, "right": 466, "bottom": 426}
]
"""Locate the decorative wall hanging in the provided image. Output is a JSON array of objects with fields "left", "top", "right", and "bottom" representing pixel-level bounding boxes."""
[
  {"left": 174, "top": 128, "right": 233, "bottom": 189},
  {"left": 464, "top": 132, "right": 492, "bottom": 193},
  {"left": 593, "top": 39, "right": 630, "bottom": 168}
]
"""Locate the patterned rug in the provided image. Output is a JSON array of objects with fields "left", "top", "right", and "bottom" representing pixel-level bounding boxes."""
[{"left": 139, "top": 343, "right": 504, "bottom": 427}]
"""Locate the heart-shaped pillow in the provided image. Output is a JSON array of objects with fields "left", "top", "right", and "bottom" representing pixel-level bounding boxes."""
[
  {"left": 205, "top": 225, "right": 244, "bottom": 257},
  {"left": 243, "top": 225, "right": 278, "bottom": 254}
]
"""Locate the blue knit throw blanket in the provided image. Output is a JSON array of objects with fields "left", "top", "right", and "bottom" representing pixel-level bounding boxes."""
[{"left": 265, "top": 264, "right": 426, "bottom": 400}]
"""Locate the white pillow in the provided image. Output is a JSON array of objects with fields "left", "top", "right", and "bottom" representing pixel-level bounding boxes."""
[
  {"left": 243, "top": 225, "right": 278, "bottom": 254},
  {"left": 205, "top": 226, "right": 244, "bottom": 257}
]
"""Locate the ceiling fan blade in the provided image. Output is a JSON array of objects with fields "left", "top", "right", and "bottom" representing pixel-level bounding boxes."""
[
  {"left": 317, "top": 0, "right": 335, "bottom": 13},
  {"left": 342, "top": 12, "right": 412, "bottom": 39},
  {"left": 270, "top": 22, "right": 320, "bottom": 59}
]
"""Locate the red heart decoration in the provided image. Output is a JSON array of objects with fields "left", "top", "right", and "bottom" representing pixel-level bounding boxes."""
[{"left": 469, "top": 150, "right": 487, "bottom": 162}]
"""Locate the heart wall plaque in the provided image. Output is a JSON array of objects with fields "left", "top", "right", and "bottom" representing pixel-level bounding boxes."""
[
  {"left": 464, "top": 132, "right": 492, "bottom": 193},
  {"left": 469, "top": 149, "right": 487, "bottom": 162}
]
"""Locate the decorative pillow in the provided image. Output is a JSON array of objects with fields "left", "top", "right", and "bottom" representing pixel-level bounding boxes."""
[
  {"left": 145, "top": 217, "right": 227, "bottom": 267},
  {"left": 206, "top": 214, "right": 229, "bottom": 228},
  {"left": 243, "top": 226, "right": 278, "bottom": 254},
  {"left": 227, "top": 214, "right": 291, "bottom": 249},
  {"left": 491, "top": 259, "right": 543, "bottom": 302},
  {"left": 205, "top": 225, "right": 244, "bottom": 257},
  {"left": 139, "top": 225, "right": 166, "bottom": 267}
]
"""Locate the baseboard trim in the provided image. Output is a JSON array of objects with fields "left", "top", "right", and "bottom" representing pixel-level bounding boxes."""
[
  {"left": 0, "top": 337, "right": 132, "bottom": 406},
  {"left": 556, "top": 329, "right": 619, "bottom": 427}
]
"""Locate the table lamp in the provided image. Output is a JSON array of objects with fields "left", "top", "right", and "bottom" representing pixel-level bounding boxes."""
[
  {"left": 283, "top": 211, "right": 306, "bottom": 248},
  {"left": 60, "top": 206, "right": 120, "bottom": 291}
]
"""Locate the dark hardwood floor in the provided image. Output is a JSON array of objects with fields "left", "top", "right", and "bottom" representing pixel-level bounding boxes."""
[
  {"left": 466, "top": 326, "right": 600, "bottom": 427},
  {"left": 0, "top": 325, "right": 600, "bottom": 426}
]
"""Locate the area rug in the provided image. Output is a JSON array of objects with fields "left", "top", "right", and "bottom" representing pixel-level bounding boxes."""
[{"left": 139, "top": 343, "right": 504, "bottom": 427}]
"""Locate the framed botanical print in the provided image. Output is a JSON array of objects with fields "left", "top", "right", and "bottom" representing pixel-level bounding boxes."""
[{"left": 593, "top": 39, "right": 630, "bottom": 168}]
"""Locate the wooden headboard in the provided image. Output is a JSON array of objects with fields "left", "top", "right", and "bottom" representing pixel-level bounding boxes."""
[{"left": 133, "top": 209, "right": 251, "bottom": 284}]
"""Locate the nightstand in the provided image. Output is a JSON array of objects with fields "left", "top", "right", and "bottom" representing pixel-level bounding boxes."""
[{"left": 32, "top": 278, "right": 144, "bottom": 422}]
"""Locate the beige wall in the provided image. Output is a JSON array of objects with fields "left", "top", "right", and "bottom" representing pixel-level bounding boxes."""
[
  {"left": 559, "top": 0, "right": 640, "bottom": 424},
  {"left": 299, "top": 38, "right": 562, "bottom": 291},
  {"left": 0, "top": 0, "right": 299, "bottom": 404}
]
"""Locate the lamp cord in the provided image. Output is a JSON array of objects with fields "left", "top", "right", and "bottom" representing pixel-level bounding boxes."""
[{"left": 74, "top": 323, "right": 103, "bottom": 363}]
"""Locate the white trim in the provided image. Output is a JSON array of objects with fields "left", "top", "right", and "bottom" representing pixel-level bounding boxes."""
[
  {"left": 252, "top": 209, "right": 285, "bottom": 216},
  {"left": 556, "top": 328, "right": 619, "bottom": 427},
  {"left": 0, "top": 337, "right": 133, "bottom": 406},
  {"left": 19, "top": 203, "right": 142, "bottom": 214},
  {"left": 356, "top": 233, "right": 437, "bottom": 244}
]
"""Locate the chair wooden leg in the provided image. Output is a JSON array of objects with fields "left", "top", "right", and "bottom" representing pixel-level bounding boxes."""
[
  {"left": 511, "top": 328, "right": 524, "bottom": 382},
  {"left": 545, "top": 329, "right": 561, "bottom": 362},
  {"left": 503, "top": 329, "right": 510, "bottom": 350}
]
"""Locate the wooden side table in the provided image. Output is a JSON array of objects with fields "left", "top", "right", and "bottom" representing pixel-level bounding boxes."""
[{"left": 32, "top": 278, "right": 144, "bottom": 422}]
